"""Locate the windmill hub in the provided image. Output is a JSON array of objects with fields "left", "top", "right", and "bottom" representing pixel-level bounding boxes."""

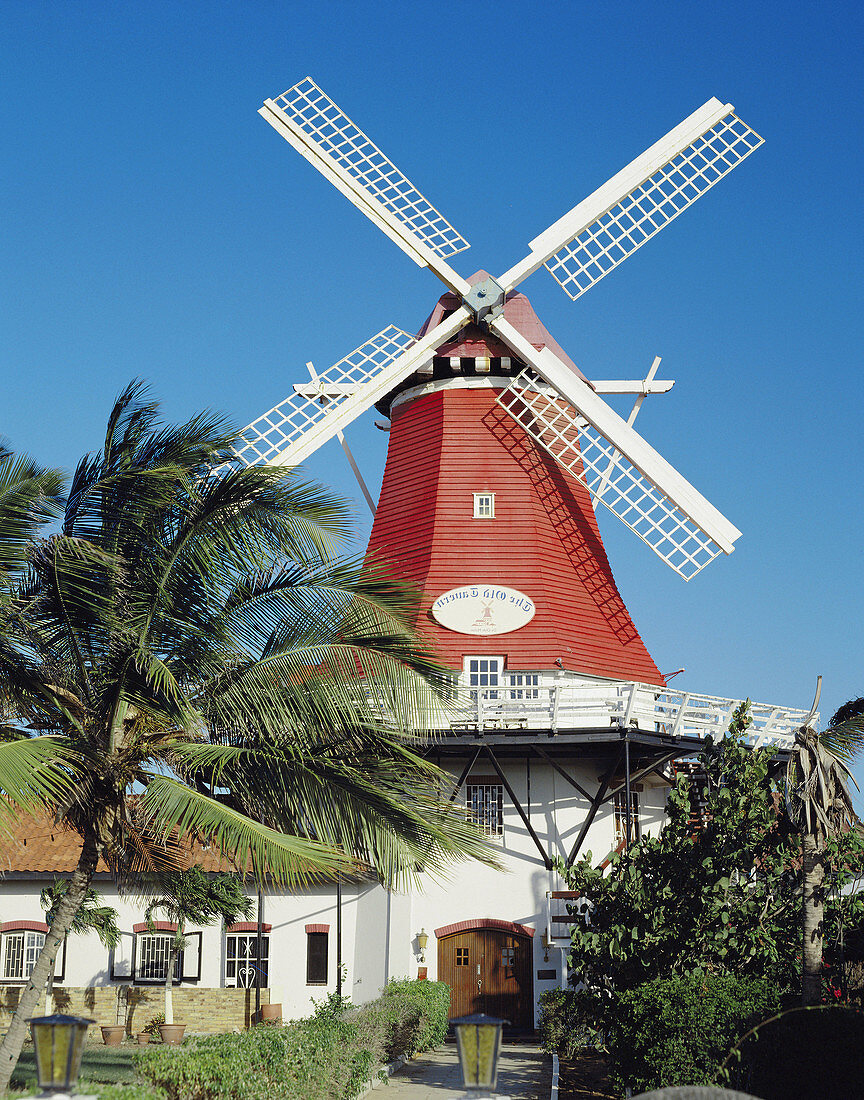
[{"left": 463, "top": 275, "right": 506, "bottom": 326}]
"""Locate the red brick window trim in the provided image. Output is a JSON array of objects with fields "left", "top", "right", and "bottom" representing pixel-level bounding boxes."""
[
  {"left": 226, "top": 922, "right": 272, "bottom": 934},
  {"left": 305, "top": 923, "right": 329, "bottom": 933},
  {"left": 434, "top": 918, "right": 535, "bottom": 939},
  {"left": 133, "top": 921, "right": 178, "bottom": 933},
  {"left": 0, "top": 921, "right": 49, "bottom": 934}
]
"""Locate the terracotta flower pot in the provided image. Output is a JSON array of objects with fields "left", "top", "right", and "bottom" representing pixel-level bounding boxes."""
[
  {"left": 259, "top": 1003, "right": 282, "bottom": 1023},
  {"left": 159, "top": 1023, "right": 186, "bottom": 1045},
  {"left": 101, "top": 1025, "right": 125, "bottom": 1046},
  {"left": 137, "top": 1032, "right": 151, "bottom": 1044}
]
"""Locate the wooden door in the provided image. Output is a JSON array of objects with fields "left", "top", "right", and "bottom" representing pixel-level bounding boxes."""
[{"left": 438, "top": 927, "right": 533, "bottom": 1030}]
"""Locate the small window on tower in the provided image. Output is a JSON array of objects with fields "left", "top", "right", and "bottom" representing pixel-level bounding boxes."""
[{"left": 473, "top": 493, "right": 495, "bottom": 519}]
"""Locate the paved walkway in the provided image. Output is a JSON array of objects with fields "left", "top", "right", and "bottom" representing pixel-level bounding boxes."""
[{"left": 383, "top": 1041, "right": 551, "bottom": 1100}]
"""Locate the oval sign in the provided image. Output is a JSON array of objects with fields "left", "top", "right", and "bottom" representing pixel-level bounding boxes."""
[{"left": 430, "top": 585, "right": 536, "bottom": 636}]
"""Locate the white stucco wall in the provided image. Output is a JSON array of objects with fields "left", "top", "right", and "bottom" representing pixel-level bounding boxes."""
[{"left": 0, "top": 753, "right": 669, "bottom": 1028}]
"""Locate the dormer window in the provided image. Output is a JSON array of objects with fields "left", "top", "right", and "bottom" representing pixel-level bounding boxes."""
[{"left": 473, "top": 493, "right": 495, "bottom": 519}]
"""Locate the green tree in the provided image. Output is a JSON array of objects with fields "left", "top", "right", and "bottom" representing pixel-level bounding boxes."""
[
  {"left": 786, "top": 690, "right": 864, "bottom": 1004},
  {"left": 142, "top": 865, "right": 253, "bottom": 1024},
  {"left": 0, "top": 383, "right": 493, "bottom": 1090},
  {"left": 40, "top": 879, "right": 121, "bottom": 1013},
  {"left": 559, "top": 705, "right": 807, "bottom": 1004}
]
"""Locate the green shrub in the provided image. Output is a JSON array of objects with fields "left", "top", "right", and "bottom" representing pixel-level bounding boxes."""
[
  {"left": 606, "top": 972, "right": 782, "bottom": 1095},
  {"left": 135, "top": 980, "right": 450, "bottom": 1100},
  {"left": 380, "top": 978, "right": 450, "bottom": 1053},
  {"left": 538, "top": 988, "right": 601, "bottom": 1060}
]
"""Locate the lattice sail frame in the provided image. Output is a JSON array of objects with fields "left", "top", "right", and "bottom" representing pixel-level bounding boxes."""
[
  {"left": 544, "top": 112, "right": 763, "bottom": 301},
  {"left": 271, "top": 78, "right": 470, "bottom": 260},
  {"left": 233, "top": 326, "right": 415, "bottom": 467},
  {"left": 496, "top": 370, "right": 726, "bottom": 579}
]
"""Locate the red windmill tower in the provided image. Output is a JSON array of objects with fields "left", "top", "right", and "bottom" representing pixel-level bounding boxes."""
[
  {"left": 365, "top": 273, "right": 664, "bottom": 688},
  {"left": 235, "top": 79, "right": 764, "bottom": 705}
]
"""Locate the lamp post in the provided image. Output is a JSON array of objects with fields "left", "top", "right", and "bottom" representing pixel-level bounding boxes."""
[
  {"left": 451, "top": 1014, "right": 508, "bottom": 1099},
  {"left": 26, "top": 1014, "right": 95, "bottom": 1099}
]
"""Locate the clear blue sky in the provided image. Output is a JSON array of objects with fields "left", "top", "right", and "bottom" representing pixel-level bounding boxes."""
[{"left": 3, "top": 2, "right": 863, "bottom": 783}]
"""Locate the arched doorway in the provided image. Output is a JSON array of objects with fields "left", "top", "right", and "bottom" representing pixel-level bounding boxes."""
[{"left": 436, "top": 919, "right": 534, "bottom": 1030}]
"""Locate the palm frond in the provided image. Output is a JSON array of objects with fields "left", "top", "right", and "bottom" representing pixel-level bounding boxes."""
[
  {"left": 0, "top": 736, "right": 78, "bottom": 825},
  {"left": 139, "top": 773, "right": 355, "bottom": 887}
]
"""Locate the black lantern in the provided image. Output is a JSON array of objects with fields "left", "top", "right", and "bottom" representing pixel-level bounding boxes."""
[
  {"left": 27, "top": 1014, "right": 94, "bottom": 1096},
  {"left": 452, "top": 1013, "right": 507, "bottom": 1095}
]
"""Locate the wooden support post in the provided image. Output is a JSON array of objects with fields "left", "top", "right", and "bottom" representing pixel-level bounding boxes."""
[
  {"left": 449, "top": 747, "right": 483, "bottom": 804},
  {"left": 483, "top": 746, "right": 552, "bottom": 869},
  {"left": 566, "top": 743, "right": 625, "bottom": 867}
]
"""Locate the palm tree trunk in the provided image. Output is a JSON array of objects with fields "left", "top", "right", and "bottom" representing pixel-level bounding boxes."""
[
  {"left": 0, "top": 830, "right": 99, "bottom": 1094},
  {"left": 802, "top": 832, "right": 825, "bottom": 1005},
  {"left": 44, "top": 956, "right": 56, "bottom": 1015}
]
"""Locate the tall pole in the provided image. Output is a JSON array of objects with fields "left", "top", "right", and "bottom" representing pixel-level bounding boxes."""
[
  {"left": 624, "top": 735, "right": 632, "bottom": 848},
  {"left": 255, "top": 887, "right": 263, "bottom": 1018},
  {"left": 336, "top": 875, "right": 343, "bottom": 998}
]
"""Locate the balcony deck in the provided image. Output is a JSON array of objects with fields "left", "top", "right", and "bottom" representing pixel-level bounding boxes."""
[{"left": 426, "top": 674, "right": 808, "bottom": 750}]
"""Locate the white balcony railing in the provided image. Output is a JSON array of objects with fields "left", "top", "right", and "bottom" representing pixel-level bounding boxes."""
[{"left": 428, "top": 674, "right": 808, "bottom": 750}]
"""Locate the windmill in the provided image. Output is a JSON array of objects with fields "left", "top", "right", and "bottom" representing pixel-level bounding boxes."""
[{"left": 235, "top": 78, "right": 764, "bottom": 688}]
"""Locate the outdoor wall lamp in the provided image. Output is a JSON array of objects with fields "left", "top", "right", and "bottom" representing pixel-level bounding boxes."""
[
  {"left": 416, "top": 928, "right": 428, "bottom": 963},
  {"left": 452, "top": 1013, "right": 507, "bottom": 1098},
  {"left": 27, "top": 1014, "right": 94, "bottom": 1098},
  {"left": 541, "top": 928, "right": 552, "bottom": 962}
]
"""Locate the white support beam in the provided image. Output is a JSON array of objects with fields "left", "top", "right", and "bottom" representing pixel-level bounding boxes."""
[{"left": 591, "top": 380, "right": 675, "bottom": 395}]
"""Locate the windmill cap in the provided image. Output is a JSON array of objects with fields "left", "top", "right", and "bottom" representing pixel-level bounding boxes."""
[{"left": 415, "top": 271, "right": 592, "bottom": 386}]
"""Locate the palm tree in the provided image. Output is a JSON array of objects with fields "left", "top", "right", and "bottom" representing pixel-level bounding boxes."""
[
  {"left": 0, "top": 382, "right": 494, "bottom": 1090},
  {"left": 40, "top": 879, "right": 121, "bottom": 1013},
  {"left": 142, "top": 865, "right": 253, "bottom": 1025},
  {"left": 786, "top": 682, "right": 864, "bottom": 1005}
]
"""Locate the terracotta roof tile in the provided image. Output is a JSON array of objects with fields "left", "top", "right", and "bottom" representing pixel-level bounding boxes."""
[{"left": 0, "top": 812, "right": 237, "bottom": 876}]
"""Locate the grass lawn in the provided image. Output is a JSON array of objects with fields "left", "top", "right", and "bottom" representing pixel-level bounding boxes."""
[{"left": 10, "top": 1043, "right": 140, "bottom": 1090}]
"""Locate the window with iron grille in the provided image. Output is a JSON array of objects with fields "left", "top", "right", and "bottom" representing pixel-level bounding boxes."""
[
  {"left": 137, "top": 934, "right": 182, "bottom": 982},
  {"left": 613, "top": 790, "right": 641, "bottom": 845},
  {"left": 225, "top": 934, "right": 269, "bottom": 988},
  {"left": 466, "top": 782, "right": 504, "bottom": 836},
  {"left": 2, "top": 931, "right": 44, "bottom": 981}
]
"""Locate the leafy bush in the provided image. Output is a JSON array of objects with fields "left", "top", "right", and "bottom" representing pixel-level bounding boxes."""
[
  {"left": 538, "top": 988, "right": 600, "bottom": 1061},
  {"left": 135, "top": 980, "right": 450, "bottom": 1100},
  {"left": 605, "top": 972, "right": 782, "bottom": 1095},
  {"left": 380, "top": 978, "right": 450, "bottom": 1053}
]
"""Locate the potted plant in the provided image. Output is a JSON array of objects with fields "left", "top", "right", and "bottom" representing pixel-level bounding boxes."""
[
  {"left": 139, "top": 1012, "right": 164, "bottom": 1044},
  {"left": 143, "top": 865, "right": 254, "bottom": 1043}
]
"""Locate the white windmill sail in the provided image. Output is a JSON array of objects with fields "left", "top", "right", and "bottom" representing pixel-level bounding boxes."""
[
  {"left": 490, "top": 317, "right": 740, "bottom": 580},
  {"left": 233, "top": 308, "right": 470, "bottom": 470},
  {"left": 499, "top": 98, "right": 764, "bottom": 299},
  {"left": 259, "top": 78, "right": 471, "bottom": 296}
]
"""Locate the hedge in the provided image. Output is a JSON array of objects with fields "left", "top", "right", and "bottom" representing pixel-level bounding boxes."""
[
  {"left": 605, "top": 972, "right": 782, "bottom": 1094},
  {"left": 134, "top": 980, "right": 451, "bottom": 1100}
]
